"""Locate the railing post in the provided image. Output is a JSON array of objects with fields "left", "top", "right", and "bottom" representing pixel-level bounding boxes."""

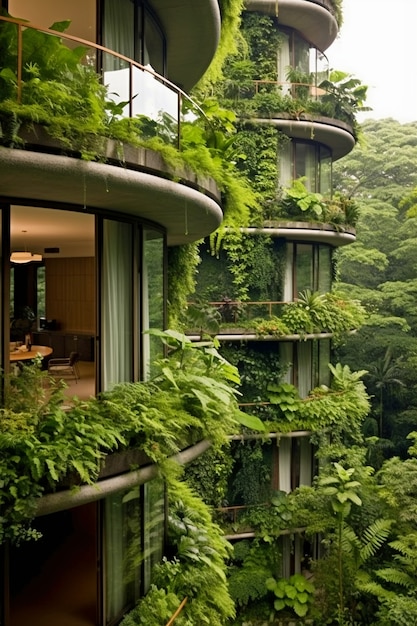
[
  {"left": 165, "top": 597, "right": 188, "bottom": 626},
  {"left": 17, "top": 23, "right": 23, "bottom": 103},
  {"left": 177, "top": 92, "right": 182, "bottom": 151}
]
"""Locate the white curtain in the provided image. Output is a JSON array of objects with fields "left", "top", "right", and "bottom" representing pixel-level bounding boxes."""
[
  {"left": 102, "top": 220, "right": 133, "bottom": 390},
  {"left": 277, "top": 32, "right": 291, "bottom": 93},
  {"left": 297, "top": 341, "right": 312, "bottom": 398},
  {"left": 283, "top": 243, "right": 293, "bottom": 301},
  {"left": 278, "top": 437, "right": 292, "bottom": 493},
  {"left": 299, "top": 436, "right": 313, "bottom": 487},
  {"left": 103, "top": 0, "right": 134, "bottom": 68}
]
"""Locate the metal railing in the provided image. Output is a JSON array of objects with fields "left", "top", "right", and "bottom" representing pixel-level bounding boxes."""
[
  {"left": 0, "top": 15, "right": 208, "bottom": 150},
  {"left": 252, "top": 79, "right": 328, "bottom": 101},
  {"left": 188, "top": 300, "right": 287, "bottom": 323},
  {"left": 165, "top": 597, "right": 188, "bottom": 626}
]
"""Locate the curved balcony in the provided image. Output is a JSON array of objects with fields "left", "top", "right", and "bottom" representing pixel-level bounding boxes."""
[
  {"left": 0, "top": 16, "right": 223, "bottom": 244},
  {"left": 0, "top": 137, "right": 222, "bottom": 246},
  {"left": 251, "top": 114, "right": 355, "bottom": 160},
  {"left": 153, "top": 0, "right": 221, "bottom": 90},
  {"left": 241, "top": 223, "right": 356, "bottom": 246},
  {"left": 187, "top": 293, "right": 365, "bottom": 342},
  {"left": 234, "top": 80, "right": 357, "bottom": 159},
  {"left": 245, "top": 0, "right": 338, "bottom": 51}
]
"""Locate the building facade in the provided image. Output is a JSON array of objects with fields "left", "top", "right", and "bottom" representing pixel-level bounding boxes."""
[
  {"left": 188, "top": 0, "right": 362, "bottom": 605},
  {"left": 0, "top": 1, "right": 226, "bottom": 624}
]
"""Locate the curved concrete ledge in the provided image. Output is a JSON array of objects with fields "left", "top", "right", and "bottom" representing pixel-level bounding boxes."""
[
  {"left": 246, "top": 0, "right": 338, "bottom": 51},
  {"left": 188, "top": 331, "right": 337, "bottom": 342},
  {"left": 241, "top": 224, "right": 356, "bottom": 246},
  {"left": 248, "top": 116, "right": 355, "bottom": 160},
  {"left": 230, "top": 430, "right": 312, "bottom": 440},
  {"left": 0, "top": 147, "right": 223, "bottom": 245},
  {"left": 153, "top": 0, "right": 221, "bottom": 90},
  {"left": 35, "top": 439, "right": 212, "bottom": 517}
]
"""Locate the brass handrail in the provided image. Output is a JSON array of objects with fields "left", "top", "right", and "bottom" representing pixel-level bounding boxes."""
[
  {"left": 165, "top": 597, "right": 188, "bottom": 626},
  {"left": 0, "top": 14, "right": 208, "bottom": 150}
]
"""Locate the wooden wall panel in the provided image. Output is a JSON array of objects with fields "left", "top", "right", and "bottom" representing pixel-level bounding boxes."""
[{"left": 45, "top": 258, "right": 95, "bottom": 332}]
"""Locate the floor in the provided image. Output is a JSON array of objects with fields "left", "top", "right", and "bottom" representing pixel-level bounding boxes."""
[
  {"left": 58, "top": 360, "right": 96, "bottom": 402},
  {"left": 10, "top": 525, "right": 97, "bottom": 626}
]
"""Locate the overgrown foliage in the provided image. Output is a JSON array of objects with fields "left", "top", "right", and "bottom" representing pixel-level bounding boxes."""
[
  {"left": 0, "top": 331, "right": 264, "bottom": 544},
  {"left": 120, "top": 479, "right": 235, "bottom": 626}
]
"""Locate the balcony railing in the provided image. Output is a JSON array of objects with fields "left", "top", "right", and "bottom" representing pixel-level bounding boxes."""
[
  {"left": 0, "top": 15, "right": 207, "bottom": 150},
  {"left": 165, "top": 597, "right": 188, "bottom": 626},
  {"left": 252, "top": 79, "right": 328, "bottom": 101}
]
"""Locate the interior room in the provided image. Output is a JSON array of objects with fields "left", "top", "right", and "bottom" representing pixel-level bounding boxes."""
[{"left": 10, "top": 205, "right": 96, "bottom": 400}]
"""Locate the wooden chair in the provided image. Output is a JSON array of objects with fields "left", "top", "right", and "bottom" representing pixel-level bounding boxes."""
[{"left": 48, "top": 351, "right": 80, "bottom": 383}]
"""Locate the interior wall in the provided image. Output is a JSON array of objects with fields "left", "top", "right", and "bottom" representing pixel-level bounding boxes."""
[
  {"left": 8, "top": 0, "right": 96, "bottom": 42},
  {"left": 46, "top": 258, "right": 95, "bottom": 333}
]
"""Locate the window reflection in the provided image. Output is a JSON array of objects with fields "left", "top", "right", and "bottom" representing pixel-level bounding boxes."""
[
  {"left": 143, "top": 479, "right": 165, "bottom": 592},
  {"left": 104, "top": 488, "right": 142, "bottom": 624},
  {"left": 142, "top": 229, "right": 164, "bottom": 378}
]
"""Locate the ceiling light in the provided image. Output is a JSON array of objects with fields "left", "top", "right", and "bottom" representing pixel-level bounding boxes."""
[
  {"left": 10, "top": 251, "right": 43, "bottom": 264},
  {"left": 10, "top": 229, "right": 42, "bottom": 264}
]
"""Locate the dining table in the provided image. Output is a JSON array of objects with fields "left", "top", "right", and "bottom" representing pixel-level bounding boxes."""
[{"left": 9, "top": 345, "right": 53, "bottom": 362}]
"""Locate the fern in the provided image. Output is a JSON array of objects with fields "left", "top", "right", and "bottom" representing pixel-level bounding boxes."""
[
  {"left": 375, "top": 567, "right": 415, "bottom": 589},
  {"left": 360, "top": 518, "right": 393, "bottom": 563}
]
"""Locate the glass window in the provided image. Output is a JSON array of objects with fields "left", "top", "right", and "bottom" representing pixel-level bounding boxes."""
[
  {"left": 142, "top": 229, "right": 164, "bottom": 378},
  {"left": 280, "top": 142, "right": 333, "bottom": 194},
  {"left": 312, "top": 338, "right": 331, "bottom": 388},
  {"left": 293, "top": 143, "right": 317, "bottom": 190},
  {"left": 102, "top": 0, "right": 165, "bottom": 71},
  {"left": 319, "top": 146, "right": 332, "bottom": 195},
  {"left": 292, "top": 33, "right": 309, "bottom": 75},
  {"left": 297, "top": 340, "right": 312, "bottom": 398},
  {"left": 144, "top": 8, "right": 164, "bottom": 75},
  {"left": 318, "top": 246, "right": 332, "bottom": 292},
  {"left": 101, "top": 219, "right": 133, "bottom": 390},
  {"left": 295, "top": 244, "right": 313, "bottom": 294},
  {"left": 104, "top": 488, "right": 142, "bottom": 624},
  {"left": 143, "top": 479, "right": 165, "bottom": 592},
  {"left": 37, "top": 265, "right": 45, "bottom": 318}
]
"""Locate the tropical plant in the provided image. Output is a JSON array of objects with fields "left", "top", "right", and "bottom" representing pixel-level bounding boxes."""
[
  {"left": 319, "top": 463, "right": 362, "bottom": 623},
  {"left": 0, "top": 330, "right": 265, "bottom": 543},
  {"left": 121, "top": 478, "right": 236, "bottom": 626},
  {"left": 366, "top": 347, "right": 405, "bottom": 436},
  {"left": 266, "top": 573, "right": 315, "bottom": 618}
]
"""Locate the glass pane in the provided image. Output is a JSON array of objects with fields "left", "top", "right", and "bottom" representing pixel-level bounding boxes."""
[
  {"left": 143, "top": 479, "right": 165, "bottom": 592},
  {"left": 318, "top": 338, "right": 331, "bottom": 387},
  {"left": 294, "top": 143, "right": 317, "bottom": 191},
  {"left": 318, "top": 246, "right": 332, "bottom": 292},
  {"left": 295, "top": 244, "right": 313, "bottom": 294},
  {"left": 297, "top": 340, "right": 312, "bottom": 398},
  {"left": 319, "top": 146, "right": 332, "bottom": 195},
  {"left": 142, "top": 229, "right": 164, "bottom": 378},
  {"left": 102, "top": 220, "right": 133, "bottom": 389},
  {"left": 132, "top": 66, "right": 178, "bottom": 144},
  {"left": 37, "top": 266, "right": 45, "bottom": 317},
  {"left": 293, "top": 33, "right": 309, "bottom": 74},
  {"left": 102, "top": 0, "right": 134, "bottom": 60},
  {"left": 104, "top": 488, "right": 141, "bottom": 624},
  {"left": 144, "top": 9, "right": 164, "bottom": 75}
]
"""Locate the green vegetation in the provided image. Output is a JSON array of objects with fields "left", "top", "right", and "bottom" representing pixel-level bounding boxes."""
[
  {"left": 0, "top": 12, "right": 254, "bottom": 228},
  {"left": 0, "top": 331, "right": 264, "bottom": 544}
]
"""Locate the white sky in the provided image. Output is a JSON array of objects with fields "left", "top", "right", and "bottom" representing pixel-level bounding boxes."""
[{"left": 327, "top": 0, "right": 417, "bottom": 123}]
